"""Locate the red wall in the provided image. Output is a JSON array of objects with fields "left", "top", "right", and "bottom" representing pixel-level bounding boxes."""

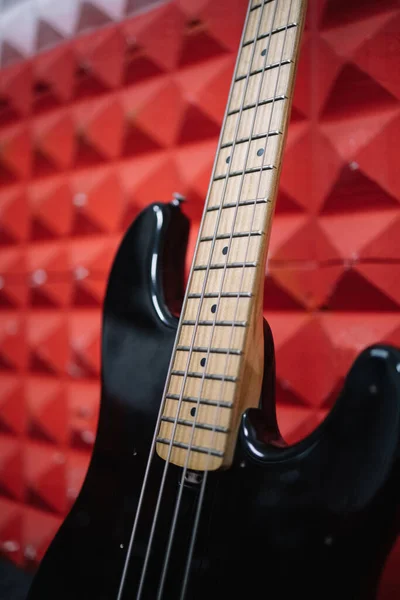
[{"left": 0, "top": 0, "right": 399, "bottom": 595}]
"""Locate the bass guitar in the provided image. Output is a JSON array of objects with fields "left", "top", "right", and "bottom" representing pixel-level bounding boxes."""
[{"left": 27, "top": 0, "right": 400, "bottom": 598}]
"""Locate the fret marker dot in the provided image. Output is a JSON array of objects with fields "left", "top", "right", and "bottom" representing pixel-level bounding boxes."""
[
  {"left": 261, "top": 49, "right": 267, "bottom": 56},
  {"left": 200, "top": 358, "right": 206, "bottom": 367},
  {"left": 222, "top": 246, "right": 228, "bottom": 255},
  {"left": 226, "top": 156, "right": 230, "bottom": 164},
  {"left": 257, "top": 148, "right": 264, "bottom": 156},
  {"left": 211, "top": 304, "right": 217, "bottom": 314},
  {"left": 190, "top": 407, "right": 196, "bottom": 417}
]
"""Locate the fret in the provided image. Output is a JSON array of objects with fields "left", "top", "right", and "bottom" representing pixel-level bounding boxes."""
[
  {"left": 245, "top": 0, "right": 301, "bottom": 45},
  {"left": 185, "top": 296, "right": 251, "bottom": 322},
  {"left": 156, "top": 438, "right": 224, "bottom": 458},
  {"left": 229, "top": 62, "right": 291, "bottom": 112},
  {"left": 238, "top": 27, "right": 297, "bottom": 78},
  {"left": 235, "top": 59, "right": 292, "bottom": 82},
  {"left": 182, "top": 320, "right": 247, "bottom": 327},
  {"left": 187, "top": 294, "right": 252, "bottom": 300},
  {"left": 173, "top": 347, "right": 241, "bottom": 377},
  {"left": 250, "top": 0, "right": 273, "bottom": 10},
  {"left": 199, "top": 231, "right": 263, "bottom": 242},
  {"left": 208, "top": 171, "right": 274, "bottom": 211},
  {"left": 176, "top": 346, "right": 243, "bottom": 355},
  {"left": 156, "top": 421, "right": 226, "bottom": 469},
  {"left": 250, "top": 0, "right": 268, "bottom": 8},
  {"left": 221, "top": 99, "right": 286, "bottom": 145},
  {"left": 169, "top": 373, "right": 237, "bottom": 403},
  {"left": 171, "top": 372, "right": 237, "bottom": 386},
  {"left": 161, "top": 416, "right": 229, "bottom": 434},
  {"left": 171, "top": 370, "right": 238, "bottom": 383},
  {"left": 195, "top": 236, "right": 262, "bottom": 269},
  {"left": 193, "top": 262, "right": 257, "bottom": 271},
  {"left": 220, "top": 131, "right": 280, "bottom": 149},
  {"left": 177, "top": 323, "right": 246, "bottom": 352},
  {"left": 202, "top": 203, "right": 268, "bottom": 239},
  {"left": 158, "top": 418, "right": 228, "bottom": 449},
  {"left": 245, "top": 22, "right": 298, "bottom": 47},
  {"left": 163, "top": 398, "right": 231, "bottom": 431},
  {"left": 166, "top": 393, "right": 234, "bottom": 408},
  {"left": 227, "top": 94, "right": 286, "bottom": 115},
  {"left": 215, "top": 135, "right": 280, "bottom": 177},
  {"left": 206, "top": 199, "right": 268, "bottom": 212},
  {"left": 214, "top": 165, "right": 274, "bottom": 181}
]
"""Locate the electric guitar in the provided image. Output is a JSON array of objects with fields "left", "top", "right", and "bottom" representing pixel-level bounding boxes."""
[{"left": 26, "top": 0, "right": 400, "bottom": 598}]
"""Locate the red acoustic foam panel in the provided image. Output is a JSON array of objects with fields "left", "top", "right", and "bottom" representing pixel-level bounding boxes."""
[
  {"left": 0, "top": 0, "right": 399, "bottom": 595},
  {"left": 0, "top": 63, "right": 32, "bottom": 126}
]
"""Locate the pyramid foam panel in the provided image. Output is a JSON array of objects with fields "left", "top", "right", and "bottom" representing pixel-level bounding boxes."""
[{"left": 0, "top": 0, "right": 399, "bottom": 595}]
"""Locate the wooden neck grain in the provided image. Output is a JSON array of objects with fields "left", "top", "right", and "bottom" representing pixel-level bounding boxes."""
[{"left": 156, "top": 0, "right": 307, "bottom": 471}]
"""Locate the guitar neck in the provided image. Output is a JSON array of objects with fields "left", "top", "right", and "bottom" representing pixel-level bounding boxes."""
[{"left": 156, "top": 0, "right": 307, "bottom": 471}]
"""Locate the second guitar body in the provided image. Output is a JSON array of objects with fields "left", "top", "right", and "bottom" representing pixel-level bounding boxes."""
[{"left": 27, "top": 201, "right": 400, "bottom": 600}]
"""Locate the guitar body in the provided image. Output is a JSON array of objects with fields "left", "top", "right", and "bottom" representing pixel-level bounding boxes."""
[{"left": 26, "top": 201, "right": 400, "bottom": 600}]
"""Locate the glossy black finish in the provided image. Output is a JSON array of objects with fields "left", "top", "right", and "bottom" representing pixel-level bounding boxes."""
[
  {"left": 27, "top": 202, "right": 400, "bottom": 600},
  {"left": 0, "top": 558, "right": 32, "bottom": 600}
]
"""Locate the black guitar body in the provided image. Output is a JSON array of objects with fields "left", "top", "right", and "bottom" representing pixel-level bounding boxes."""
[{"left": 27, "top": 201, "right": 400, "bottom": 600}]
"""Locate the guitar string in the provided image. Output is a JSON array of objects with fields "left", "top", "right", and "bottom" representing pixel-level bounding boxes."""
[
  {"left": 117, "top": 0, "right": 296, "bottom": 596},
  {"left": 159, "top": 0, "right": 298, "bottom": 596},
  {"left": 116, "top": 2, "right": 256, "bottom": 599},
  {"left": 136, "top": 1, "right": 273, "bottom": 597},
  {"left": 178, "top": 1, "right": 297, "bottom": 597},
  {"left": 154, "top": 1, "right": 281, "bottom": 598}
]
